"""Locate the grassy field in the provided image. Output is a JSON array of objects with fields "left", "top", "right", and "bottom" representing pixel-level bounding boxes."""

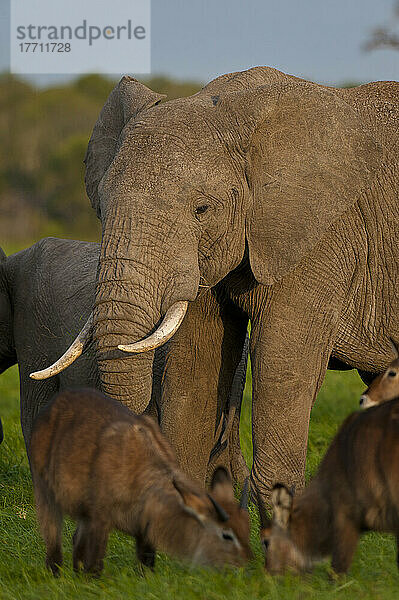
[{"left": 1, "top": 365, "right": 399, "bottom": 599}]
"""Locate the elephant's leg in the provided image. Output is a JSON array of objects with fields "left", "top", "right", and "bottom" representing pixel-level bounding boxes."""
[
  {"left": 207, "top": 409, "right": 250, "bottom": 488},
  {"left": 145, "top": 345, "right": 168, "bottom": 423},
  {"left": 160, "top": 291, "right": 247, "bottom": 485},
  {"left": 226, "top": 333, "right": 250, "bottom": 485},
  {"left": 228, "top": 406, "right": 250, "bottom": 485},
  {"left": 250, "top": 281, "right": 338, "bottom": 503}
]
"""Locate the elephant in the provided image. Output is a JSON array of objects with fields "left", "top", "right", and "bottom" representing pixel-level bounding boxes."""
[
  {"left": 0, "top": 238, "right": 100, "bottom": 445},
  {"left": 0, "top": 248, "right": 5, "bottom": 442},
  {"left": 34, "top": 66, "right": 399, "bottom": 504},
  {"left": 0, "top": 238, "right": 248, "bottom": 484}
]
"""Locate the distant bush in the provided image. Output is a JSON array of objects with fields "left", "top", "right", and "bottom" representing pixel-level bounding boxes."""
[
  {"left": 1, "top": 72, "right": 364, "bottom": 248},
  {"left": 0, "top": 73, "right": 202, "bottom": 245}
]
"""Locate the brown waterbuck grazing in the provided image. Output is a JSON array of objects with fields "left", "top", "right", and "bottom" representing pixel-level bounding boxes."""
[
  {"left": 360, "top": 338, "right": 399, "bottom": 408},
  {"left": 29, "top": 388, "right": 252, "bottom": 576},
  {"left": 259, "top": 398, "right": 399, "bottom": 575}
]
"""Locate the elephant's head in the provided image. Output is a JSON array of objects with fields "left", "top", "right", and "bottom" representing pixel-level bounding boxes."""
[{"left": 32, "top": 69, "right": 383, "bottom": 410}]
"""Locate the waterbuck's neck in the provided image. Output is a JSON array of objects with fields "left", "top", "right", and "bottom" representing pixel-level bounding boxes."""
[
  {"left": 138, "top": 484, "right": 207, "bottom": 561},
  {"left": 290, "top": 480, "right": 333, "bottom": 562}
]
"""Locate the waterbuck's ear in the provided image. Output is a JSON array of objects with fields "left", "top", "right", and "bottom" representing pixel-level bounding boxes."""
[
  {"left": 389, "top": 338, "right": 399, "bottom": 360},
  {"left": 172, "top": 477, "right": 210, "bottom": 522},
  {"left": 210, "top": 466, "right": 234, "bottom": 503},
  {"left": 260, "top": 526, "right": 272, "bottom": 553},
  {"left": 271, "top": 484, "right": 293, "bottom": 530}
]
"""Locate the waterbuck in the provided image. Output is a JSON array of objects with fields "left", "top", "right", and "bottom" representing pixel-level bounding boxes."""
[
  {"left": 29, "top": 388, "right": 252, "bottom": 576},
  {"left": 260, "top": 399, "right": 399, "bottom": 574},
  {"left": 360, "top": 339, "right": 399, "bottom": 408}
]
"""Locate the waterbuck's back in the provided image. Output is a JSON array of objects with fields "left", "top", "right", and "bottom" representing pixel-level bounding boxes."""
[
  {"left": 310, "top": 401, "right": 399, "bottom": 525},
  {"left": 30, "top": 389, "right": 172, "bottom": 516},
  {"left": 343, "top": 400, "right": 399, "bottom": 529}
]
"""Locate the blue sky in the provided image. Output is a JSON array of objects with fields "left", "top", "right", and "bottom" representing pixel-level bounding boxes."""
[{"left": 1, "top": 0, "right": 398, "bottom": 86}]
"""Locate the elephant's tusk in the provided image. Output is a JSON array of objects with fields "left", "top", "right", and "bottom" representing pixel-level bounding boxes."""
[
  {"left": 30, "top": 314, "right": 93, "bottom": 380},
  {"left": 118, "top": 301, "right": 188, "bottom": 353}
]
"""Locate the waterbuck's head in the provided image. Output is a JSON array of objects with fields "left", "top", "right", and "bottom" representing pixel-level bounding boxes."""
[
  {"left": 360, "top": 339, "right": 399, "bottom": 409},
  {"left": 260, "top": 484, "right": 309, "bottom": 574},
  {"left": 172, "top": 467, "right": 252, "bottom": 566}
]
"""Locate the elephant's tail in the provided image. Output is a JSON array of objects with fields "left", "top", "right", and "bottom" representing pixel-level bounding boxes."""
[{"left": 220, "top": 332, "right": 250, "bottom": 445}]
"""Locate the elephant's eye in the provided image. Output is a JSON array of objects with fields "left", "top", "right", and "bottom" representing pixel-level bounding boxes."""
[{"left": 194, "top": 204, "right": 210, "bottom": 218}]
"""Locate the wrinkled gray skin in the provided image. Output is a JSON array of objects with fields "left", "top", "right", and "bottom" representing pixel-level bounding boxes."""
[
  {"left": 0, "top": 238, "right": 248, "bottom": 484},
  {"left": 79, "top": 66, "right": 399, "bottom": 503},
  {"left": 0, "top": 248, "right": 5, "bottom": 442},
  {"left": 0, "top": 239, "right": 99, "bottom": 444}
]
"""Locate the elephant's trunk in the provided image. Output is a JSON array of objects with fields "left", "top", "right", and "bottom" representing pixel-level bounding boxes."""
[
  {"left": 93, "top": 271, "right": 156, "bottom": 410},
  {"left": 94, "top": 213, "right": 199, "bottom": 411}
]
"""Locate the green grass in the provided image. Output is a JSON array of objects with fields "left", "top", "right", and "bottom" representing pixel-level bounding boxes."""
[{"left": 1, "top": 365, "right": 399, "bottom": 599}]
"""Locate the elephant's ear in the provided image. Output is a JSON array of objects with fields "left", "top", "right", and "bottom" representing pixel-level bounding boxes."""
[
  {"left": 84, "top": 76, "right": 166, "bottom": 217},
  {"left": 226, "top": 82, "right": 383, "bottom": 285}
]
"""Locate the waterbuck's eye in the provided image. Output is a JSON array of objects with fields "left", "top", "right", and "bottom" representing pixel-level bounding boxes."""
[
  {"left": 194, "top": 204, "right": 209, "bottom": 217},
  {"left": 222, "top": 531, "right": 234, "bottom": 542},
  {"left": 388, "top": 370, "right": 397, "bottom": 377}
]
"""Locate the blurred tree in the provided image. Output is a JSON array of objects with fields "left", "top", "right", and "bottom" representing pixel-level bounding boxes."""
[
  {"left": 0, "top": 73, "right": 201, "bottom": 246},
  {"left": 73, "top": 73, "right": 115, "bottom": 102},
  {"left": 143, "top": 75, "right": 200, "bottom": 99}
]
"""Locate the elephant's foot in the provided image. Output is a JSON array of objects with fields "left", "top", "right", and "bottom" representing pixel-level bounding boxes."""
[{"left": 250, "top": 457, "right": 305, "bottom": 510}]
